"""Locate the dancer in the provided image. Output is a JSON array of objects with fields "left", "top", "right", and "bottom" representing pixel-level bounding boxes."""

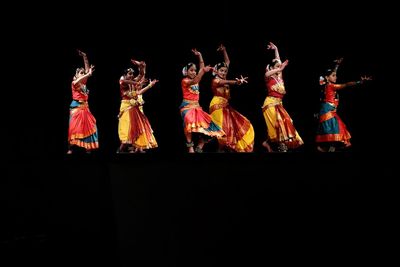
[
  {"left": 261, "top": 42, "right": 303, "bottom": 152},
  {"left": 180, "top": 48, "right": 225, "bottom": 153},
  {"left": 67, "top": 50, "right": 99, "bottom": 154},
  {"left": 316, "top": 58, "right": 371, "bottom": 152},
  {"left": 118, "top": 60, "right": 158, "bottom": 153},
  {"left": 209, "top": 44, "right": 254, "bottom": 152}
]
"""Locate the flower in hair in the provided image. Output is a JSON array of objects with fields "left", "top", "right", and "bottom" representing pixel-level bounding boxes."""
[
  {"left": 182, "top": 66, "right": 188, "bottom": 76},
  {"left": 319, "top": 76, "right": 326, "bottom": 85}
]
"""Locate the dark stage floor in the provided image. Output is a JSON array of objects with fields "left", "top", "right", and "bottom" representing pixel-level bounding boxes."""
[{"left": 2, "top": 151, "right": 395, "bottom": 266}]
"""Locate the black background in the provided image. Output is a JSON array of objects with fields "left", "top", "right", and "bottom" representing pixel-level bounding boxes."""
[
  {"left": 2, "top": 1, "right": 397, "bottom": 266},
  {"left": 3, "top": 0, "right": 396, "bottom": 157}
]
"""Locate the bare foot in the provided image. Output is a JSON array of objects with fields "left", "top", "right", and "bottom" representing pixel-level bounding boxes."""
[
  {"left": 217, "top": 144, "right": 225, "bottom": 153},
  {"left": 135, "top": 148, "right": 145, "bottom": 153},
  {"left": 262, "top": 141, "right": 273, "bottom": 152},
  {"left": 67, "top": 150, "right": 72, "bottom": 154},
  {"left": 328, "top": 146, "right": 336, "bottom": 152}
]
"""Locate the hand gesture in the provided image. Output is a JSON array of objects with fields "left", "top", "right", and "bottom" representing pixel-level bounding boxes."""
[
  {"left": 267, "top": 42, "right": 277, "bottom": 50},
  {"left": 361, "top": 75, "right": 372, "bottom": 82},
  {"left": 77, "top": 50, "right": 86, "bottom": 57},
  {"left": 88, "top": 65, "right": 95, "bottom": 75},
  {"left": 217, "top": 44, "right": 226, "bottom": 52},
  {"left": 236, "top": 75, "right": 248, "bottom": 85},
  {"left": 149, "top": 79, "right": 159, "bottom": 87},
  {"left": 334, "top": 57, "right": 344, "bottom": 64},
  {"left": 281, "top": 59, "right": 289, "bottom": 68},
  {"left": 131, "top": 59, "right": 146, "bottom": 68},
  {"left": 192, "top": 48, "right": 201, "bottom": 56},
  {"left": 203, "top": 65, "right": 213, "bottom": 73},
  {"left": 131, "top": 59, "right": 140, "bottom": 65}
]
